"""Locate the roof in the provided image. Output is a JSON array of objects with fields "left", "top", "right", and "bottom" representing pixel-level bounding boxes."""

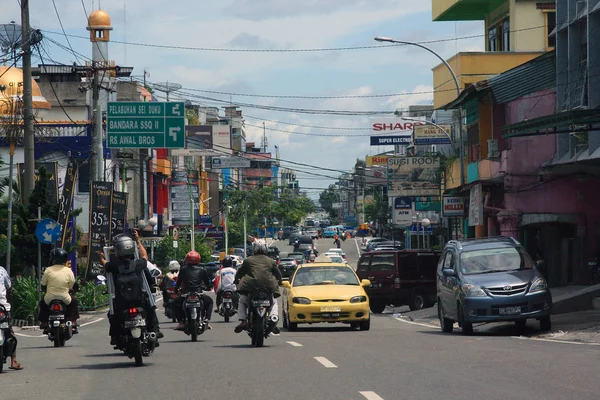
[{"left": 443, "top": 51, "right": 556, "bottom": 109}]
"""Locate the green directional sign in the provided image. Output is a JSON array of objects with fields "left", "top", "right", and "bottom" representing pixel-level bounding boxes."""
[{"left": 106, "top": 101, "right": 185, "bottom": 149}]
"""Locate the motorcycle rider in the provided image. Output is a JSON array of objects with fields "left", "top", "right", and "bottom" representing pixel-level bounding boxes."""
[
  {"left": 0, "top": 265, "right": 23, "bottom": 370},
  {"left": 174, "top": 251, "right": 214, "bottom": 330},
  {"left": 98, "top": 231, "right": 163, "bottom": 345},
  {"left": 161, "top": 261, "right": 180, "bottom": 304},
  {"left": 38, "top": 248, "right": 79, "bottom": 334},
  {"left": 215, "top": 256, "right": 238, "bottom": 310},
  {"left": 234, "top": 237, "right": 282, "bottom": 334}
]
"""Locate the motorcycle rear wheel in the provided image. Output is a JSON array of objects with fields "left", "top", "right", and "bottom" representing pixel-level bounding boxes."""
[
  {"left": 0, "top": 346, "right": 4, "bottom": 373},
  {"left": 53, "top": 327, "right": 64, "bottom": 348},
  {"left": 132, "top": 338, "right": 143, "bottom": 366},
  {"left": 253, "top": 316, "right": 265, "bottom": 347},
  {"left": 190, "top": 318, "right": 198, "bottom": 342}
]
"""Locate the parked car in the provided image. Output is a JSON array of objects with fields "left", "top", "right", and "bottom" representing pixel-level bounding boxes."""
[
  {"left": 436, "top": 237, "right": 552, "bottom": 335},
  {"left": 371, "top": 241, "right": 405, "bottom": 251},
  {"left": 365, "top": 238, "right": 388, "bottom": 251},
  {"left": 356, "top": 250, "right": 441, "bottom": 313}
]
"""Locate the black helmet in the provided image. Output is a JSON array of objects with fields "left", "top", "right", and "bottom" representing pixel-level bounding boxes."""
[
  {"left": 222, "top": 256, "right": 233, "bottom": 268},
  {"left": 113, "top": 234, "right": 136, "bottom": 259},
  {"left": 49, "top": 248, "right": 68, "bottom": 265}
]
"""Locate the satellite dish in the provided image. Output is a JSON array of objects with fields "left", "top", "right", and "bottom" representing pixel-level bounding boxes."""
[
  {"left": 153, "top": 81, "right": 182, "bottom": 101},
  {"left": 0, "top": 22, "right": 23, "bottom": 60}
]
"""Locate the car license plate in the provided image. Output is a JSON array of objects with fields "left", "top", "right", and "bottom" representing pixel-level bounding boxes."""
[
  {"left": 499, "top": 306, "right": 521, "bottom": 315},
  {"left": 49, "top": 314, "right": 64, "bottom": 320},
  {"left": 185, "top": 303, "right": 199, "bottom": 308},
  {"left": 252, "top": 300, "right": 271, "bottom": 307},
  {"left": 0, "top": 322, "right": 9, "bottom": 329},
  {"left": 320, "top": 306, "right": 341, "bottom": 312},
  {"left": 124, "top": 319, "right": 146, "bottom": 328}
]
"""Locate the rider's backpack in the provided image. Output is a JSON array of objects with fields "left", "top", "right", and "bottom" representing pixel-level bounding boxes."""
[{"left": 115, "top": 260, "right": 143, "bottom": 306}]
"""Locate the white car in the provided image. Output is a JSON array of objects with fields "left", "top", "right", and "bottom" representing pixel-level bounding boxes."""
[
  {"left": 327, "top": 248, "right": 347, "bottom": 261},
  {"left": 323, "top": 253, "right": 346, "bottom": 264}
]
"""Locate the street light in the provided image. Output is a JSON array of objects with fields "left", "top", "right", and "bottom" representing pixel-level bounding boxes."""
[{"left": 374, "top": 36, "right": 464, "bottom": 185}]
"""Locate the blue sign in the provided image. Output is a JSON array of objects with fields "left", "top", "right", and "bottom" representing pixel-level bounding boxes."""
[
  {"left": 409, "top": 224, "right": 433, "bottom": 234},
  {"left": 370, "top": 135, "right": 411, "bottom": 146},
  {"left": 395, "top": 197, "right": 412, "bottom": 209},
  {"left": 35, "top": 218, "right": 61, "bottom": 244},
  {"left": 198, "top": 215, "right": 213, "bottom": 228}
]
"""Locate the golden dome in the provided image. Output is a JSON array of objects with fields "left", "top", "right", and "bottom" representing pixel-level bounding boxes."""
[
  {"left": 87, "top": 9, "right": 112, "bottom": 30},
  {"left": 0, "top": 66, "right": 51, "bottom": 111}
]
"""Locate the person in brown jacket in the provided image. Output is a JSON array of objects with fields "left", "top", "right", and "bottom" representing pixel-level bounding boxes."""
[{"left": 234, "top": 237, "right": 282, "bottom": 334}]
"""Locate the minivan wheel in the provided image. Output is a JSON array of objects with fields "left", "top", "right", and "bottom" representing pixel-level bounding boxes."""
[
  {"left": 369, "top": 301, "right": 386, "bottom": 314},
  {"left": 438, "top": 303, "right": 454, "bottom": 333},
  {"left": 539, "top": 316, "right": 551, "bottom": 332},
  {"left": 515, "top": 319, "right": 527, "bottom": 329},
  {"left": 458, "top": 307, "right": 473, "bottom": 335},
  {"left": 409, "top": 291, "right": 426, "bottom": 311}
]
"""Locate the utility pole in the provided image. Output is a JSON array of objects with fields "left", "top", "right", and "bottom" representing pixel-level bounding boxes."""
[
  {"left": 21, "top": 0, "right": 35, "bottom": 205},
  {"left": 262, "top": 121, "right": 266, "bottom": 152},
  {"left": 91, "top": 64, "right": 104, "bottom": 181}
]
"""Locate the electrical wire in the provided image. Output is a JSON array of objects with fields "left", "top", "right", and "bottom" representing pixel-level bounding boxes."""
[
  {"left": 40, "top": 24, "right": 547, "bottom": 53},
  {"left": 51, "top": 0, "right": 81, "bottom": 64}
]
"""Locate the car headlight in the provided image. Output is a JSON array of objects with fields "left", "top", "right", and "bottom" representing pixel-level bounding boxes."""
[
  {"left": 292, "top": 297, "right": 311, "bottom": 304},
  {"left": 529, "top": 277, "right": 548, "bottom": 293},
  {"left": 461, "top": 284, "right": 487, "bottom": 297},
  {"left": 350, "top": 296, "right": 367, "bottom": 303}
]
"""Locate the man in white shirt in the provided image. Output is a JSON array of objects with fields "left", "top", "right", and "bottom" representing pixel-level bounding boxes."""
[
  {"left": 215, "top": 257, "right": 238, "bottom": 310},
  {"left": 0, "top": 266, "right": 23, "bottom": 370}
]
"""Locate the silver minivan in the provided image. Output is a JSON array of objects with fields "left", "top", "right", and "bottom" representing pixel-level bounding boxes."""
[{"left": 437, "top": 237, "right": 552, "bottom": 335}]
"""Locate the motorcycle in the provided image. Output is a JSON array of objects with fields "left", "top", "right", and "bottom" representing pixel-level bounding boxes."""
[
  {"left": 218, "top": 289, "right": 237, "bottom": 322},
  {"left": 0, "top": 305, "right": 17, "bottom": 373},
  {"left": 182, "top": 292, "right": 208, "bottom": 342},
  {"left": 115, "top": 306, "right": 156, "bottom": 367},
  {"left": 47, "top": 300, "right": 74, "bottom": 348},
  {"left": 247, "top": 287, "right": 278, "bottom": 347},
  {"left": 164, "top": 280, "right": 179, "bottom": 322}
]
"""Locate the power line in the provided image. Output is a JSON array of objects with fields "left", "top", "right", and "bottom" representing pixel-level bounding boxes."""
[
  {"left": 51, "top": 0, "right": 81, "bottom": 64},
  {"left": 40, "top": 24, "right": 546, "bottom": 53}
]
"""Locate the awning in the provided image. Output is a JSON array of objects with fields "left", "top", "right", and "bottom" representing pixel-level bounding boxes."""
[
  {"left": 443, "top": 179, "right": 503, "bottom": 196},
  {"left": 502, "top": 109, "right": 600, "bottom": 138}
]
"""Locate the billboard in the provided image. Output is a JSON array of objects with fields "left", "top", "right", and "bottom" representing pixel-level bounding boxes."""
[
  {"left": 213, "top": 125, "right": 232, "bottom": 153},
  {"left": 86, "top": 181, "right": 113, "bottom": 279},
  {"left": 443, "top": 196, "right": 466, "bottom": 217},
  {"left": 370, "top": 117, "right": 425, "bottom": 147},
  {"left": 171, "top": 170, "right": 200, "bottom": 226},
  {"left": 366, "top": 155, "right": 388, "bottom": 166},
  {"left": 173, "top": 125, "right": 216, "bottom": 156},
  {"left": 370, "top": 135, "right": 411, "bottom": 146},
  {"left": 414, "top": 125, "right": 452, "bottom": 145},
  {"left": 387, "top": 156, "right": 441, "bottom": 197}
]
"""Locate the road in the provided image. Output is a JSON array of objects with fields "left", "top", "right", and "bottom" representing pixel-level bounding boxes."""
[{"left": 7, "top": 238, "right": 600, "bottom": 400}]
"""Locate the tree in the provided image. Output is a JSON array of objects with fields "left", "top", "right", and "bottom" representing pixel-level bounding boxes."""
[
  {"left": 319, "top": 184, "right": 339, "bottom": 222},
  {"left": 154, "top": 234, "right": 211, "bottom": 271}
]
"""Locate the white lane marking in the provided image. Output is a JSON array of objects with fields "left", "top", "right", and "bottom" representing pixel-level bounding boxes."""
[
  {"left": 513, "top": 336, "right": 600, "bottom": 346},
  {"left": 360, "top": 391, "right": 385, "bottom": 400},
  {"left": 286, "top": 341, "right": 303, "bottom": 347},
  {"left": 354, "top": 238, "right": 361, "bottom": 256},
  {"left": 394, "top": 316, "right": 438, "bottom": 329},
  {"left": 80, "top": 317, "right": 104, "bottom": 327},
  {"left": 314, "top": 356, "right": 338, "bottom": 368},
  {"left": 14, "top": 332, "right": 45, "bottom": 338}
]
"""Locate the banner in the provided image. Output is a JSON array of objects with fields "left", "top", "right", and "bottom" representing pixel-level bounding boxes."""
[
  {"left": 387, "top": 156, "right": 441, "bottom": 197},
  {"left": 366, "top": 155, "right": 388, "bottom": 166},
  {"left": 86, "top": 181, "right": 113, "bottom": 279},
  {"left": 171, "top": 170, "right": 200, "bottom": 226},
  {"left": 67, "top": 217, "right": 77, "bottom": 277},
  {"left": 57, "top": 160, "right": 78, "bottom": 247},
  {"left": 110, "top": 191, "right": 128, "bottom": 241},
  {"left": 18, "top": 162, "right": 59, "bottom": 204},
  {"left": 468, "top": 184, "right": 483, "bottom": 226},
  {"left": 413, "top": 125, "right": 452, "bottom": 145},
  {"left": 370, "top": 135, "right": 411, "bottom": 146}
]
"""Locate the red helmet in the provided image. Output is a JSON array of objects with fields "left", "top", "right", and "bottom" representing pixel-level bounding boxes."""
[{"left": 185, "top": 251, "right": 201, "bottom": 265}]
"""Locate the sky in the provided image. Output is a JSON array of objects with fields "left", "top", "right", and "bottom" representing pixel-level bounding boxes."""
[{"left": 0, "top": 0, "right": 484, "bottom": 199}]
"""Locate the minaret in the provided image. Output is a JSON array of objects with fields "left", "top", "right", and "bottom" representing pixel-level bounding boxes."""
[{"left": 86, "top": 9, "right": 113, "bottom": 181}]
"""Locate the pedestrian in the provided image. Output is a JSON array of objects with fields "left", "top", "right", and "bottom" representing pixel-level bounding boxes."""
[{"left": 0, "top": 265, "right": 24, "bottom": 370}]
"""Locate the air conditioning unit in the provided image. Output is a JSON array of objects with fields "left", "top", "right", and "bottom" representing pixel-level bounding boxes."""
[{"left": 487, "top": 139, "right": 500, "bottom": 159}]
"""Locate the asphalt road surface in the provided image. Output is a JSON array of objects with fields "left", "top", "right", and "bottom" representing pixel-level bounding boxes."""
[
  {"left": 7, "top": 240, "right": 600, "bottom": 400},
  {"left": 277, "top": 237, "right": 363, "bottom": 269}
]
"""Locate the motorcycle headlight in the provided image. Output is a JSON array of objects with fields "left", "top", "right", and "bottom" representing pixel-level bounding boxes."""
[
  {"left": 461, "top": 284, "right": 487, "bottom": 297},
  {"left": 350, "top": 296, "right": 367, "bottom": 303},
  {"left": 529, "top": 277, "right": 548, "bottom": 293},
  {"left": 292, "top": 297, "right": 311, "bottom": 304}
]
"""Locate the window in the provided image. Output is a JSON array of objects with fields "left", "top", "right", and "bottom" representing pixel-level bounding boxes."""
[
  {"left": 546, "top": 11, "right": 556, "bottom": 49},
  {"left": 443, "top": 251, "right": 455, "bottom": 271},
  {"left": 370, "top": 254, "right": 395, "bottom": 272},
  {"left": 487, "top": 18, "right": 510, "bottom": 52}
]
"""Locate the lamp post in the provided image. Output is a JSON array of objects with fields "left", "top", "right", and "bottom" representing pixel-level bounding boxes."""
[
  {"left": 421, "top": 218, "right": 431, "bottom": 250},
  {"left": 374, "top": 36, "right": 464, "bottom": 185}
]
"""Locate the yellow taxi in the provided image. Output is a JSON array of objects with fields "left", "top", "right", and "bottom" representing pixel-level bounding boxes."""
[{"left": 281, "top": 258, "right": 372, "bottom": 331}]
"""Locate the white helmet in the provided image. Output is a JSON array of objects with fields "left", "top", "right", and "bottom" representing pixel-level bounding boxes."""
[
  {"left": 168, "top": 260, "right": 180, "bottom": 272},
  {"left": 252, "top": 239, "right": 268, "bottom": 255}
]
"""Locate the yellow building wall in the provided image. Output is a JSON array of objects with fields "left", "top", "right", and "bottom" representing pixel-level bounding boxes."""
[
  {"left": 511, "top": 1, "right": 547, "bottom": 51},
  {"left": 444, "top": 158, "right": 466, "bottom": 191},
  {"left": 432, "top": 52, "right": 544, "bottom": 108}
]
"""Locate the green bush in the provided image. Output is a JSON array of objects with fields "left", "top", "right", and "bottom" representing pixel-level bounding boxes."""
[
  {"left": 10, "top": 276, "right": 39, "bottom": 321},
  {"left": 77, "top": 281, "right": 109, "bottom": 311}
]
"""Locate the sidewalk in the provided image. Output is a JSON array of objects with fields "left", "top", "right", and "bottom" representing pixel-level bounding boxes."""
[{"left": 389, "top": 285, "right": 600, "bottom": 344}]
